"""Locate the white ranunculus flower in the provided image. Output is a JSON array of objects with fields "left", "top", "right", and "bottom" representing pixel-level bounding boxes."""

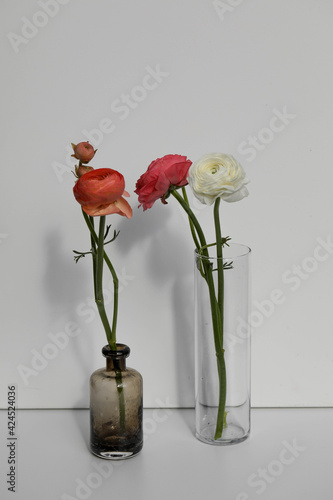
[{"left": 188, "top": 153, "right": 249, "bottom": 205}]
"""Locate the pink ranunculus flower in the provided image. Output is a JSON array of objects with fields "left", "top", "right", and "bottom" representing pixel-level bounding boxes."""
[{"left": 135, "top": 154, "right": 192, "bottom": 210}]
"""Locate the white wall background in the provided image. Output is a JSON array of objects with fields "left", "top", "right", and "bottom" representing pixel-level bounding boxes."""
[{"left": 1, "top": 0, "right": 333, "bottom": 409}]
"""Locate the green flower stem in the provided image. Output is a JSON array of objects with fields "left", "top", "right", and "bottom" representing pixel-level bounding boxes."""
[
  {"left": 82, "top": 210, "right": 119, "bottom": 349},
  {"left": 171, "top": 190, "right": 207, "bottom": 258},
  {"left": 82, "top": 210, "right": 125, "bottom": 432},
  {"left": 114, "top": 361, "right": 126, "bottom": 433},
  {"left": 181, "top": 187, "right": 201, "bottom": 251},
  {"left": 172, "top": 190, "right": 223, "bottom": 348},
  {"left": 95, "top": 216, "right": 115, "bottom": 348},
  {"left": 171, "top": 193, "right": 226, "bottom": 441},
  {"left": 213, "top": 197, "right": 226, "bottom": 440},
  {"left": 172, "top": 190, "right": 228, "bottom": 440},
  {"left": 97, "top": 218, "right": 124, "bottom": 432},
  {"left": 215, "top": 351, "right": 227, "bottom": 438},
  {"left": 214, "top": 198, "right": 224, "bottom": 326},
  {"left": 89, "top": 216, "right": 97, "bottom": 298}
]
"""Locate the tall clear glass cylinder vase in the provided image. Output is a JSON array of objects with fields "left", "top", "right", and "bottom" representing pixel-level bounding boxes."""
[{"left": 194, "top": 243, "right": 251, "bottom": 445}]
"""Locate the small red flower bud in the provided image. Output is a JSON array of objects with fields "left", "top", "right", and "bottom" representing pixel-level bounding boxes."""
[
  {"left": 75, "top": 165, "right": 94, "bottom": 178},
  {"left": 71, "top": 142, "right": 96, "bottom": 164}
]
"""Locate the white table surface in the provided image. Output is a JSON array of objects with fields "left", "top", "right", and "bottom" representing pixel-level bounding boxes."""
[{"left": 0, "top": 408, "right": 332, "bottom": 500}]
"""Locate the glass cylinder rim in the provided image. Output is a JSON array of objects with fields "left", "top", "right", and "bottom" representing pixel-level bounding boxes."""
[
  {"left": 102, "top": 343, "right": 130, "bottom": 359},
  {"left": 194, "top": 242, "right": 251, "bottom": 261}
]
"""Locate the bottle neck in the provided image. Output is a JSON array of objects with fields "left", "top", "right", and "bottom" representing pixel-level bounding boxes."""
[
  {"left": 106, "top": 358, "right": 126, "bottom": 371},
  {"left": 102, "top": 343, "right": 130, "bottom": 372}
]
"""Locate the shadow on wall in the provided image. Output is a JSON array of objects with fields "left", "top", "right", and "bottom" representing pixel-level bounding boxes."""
[
  {"left": 115, "top": 199, "right": 195, "bottom": 409},
  {"left": 171, "top": 274, "right": 194, "bottom": 410},
  {"left": 41, "top": 229, "right": 95, "bottom": 393},
  {"left": 41, "top": 202, "right": 195, "bottom": 410},
  {"left": 112, "top": 199, "right": 170, "bottom": 254},
  {"left": 42, "top": 229, "right": 89, "bottom": 318},
  {"left": 115, "top": 196, "right": 191, "bottom": 283}
]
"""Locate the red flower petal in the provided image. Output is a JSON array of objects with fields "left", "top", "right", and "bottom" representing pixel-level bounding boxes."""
[{"left": 135, "top": 154, "right": 192, "bottom": 210}]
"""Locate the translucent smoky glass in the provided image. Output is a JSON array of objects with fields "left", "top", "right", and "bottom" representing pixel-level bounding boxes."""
[{"left": 90, "top": 344, "right": 143, "bottom": 459}]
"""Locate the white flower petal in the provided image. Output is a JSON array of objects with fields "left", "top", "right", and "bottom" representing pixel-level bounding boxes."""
[
  {"left": 188, "top": 153, "right": 249, "bottom": 205},
  {"left": 221, "top": 185, "right": 249, "bottom": 203}
]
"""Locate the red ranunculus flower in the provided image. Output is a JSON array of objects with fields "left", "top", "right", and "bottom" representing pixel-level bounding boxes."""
[
  {"left": 73, "top": 168, "right": 132, "bottom": 218},
  {"left": 135, "top": 154, "right": 192, "bottom": 210}
]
